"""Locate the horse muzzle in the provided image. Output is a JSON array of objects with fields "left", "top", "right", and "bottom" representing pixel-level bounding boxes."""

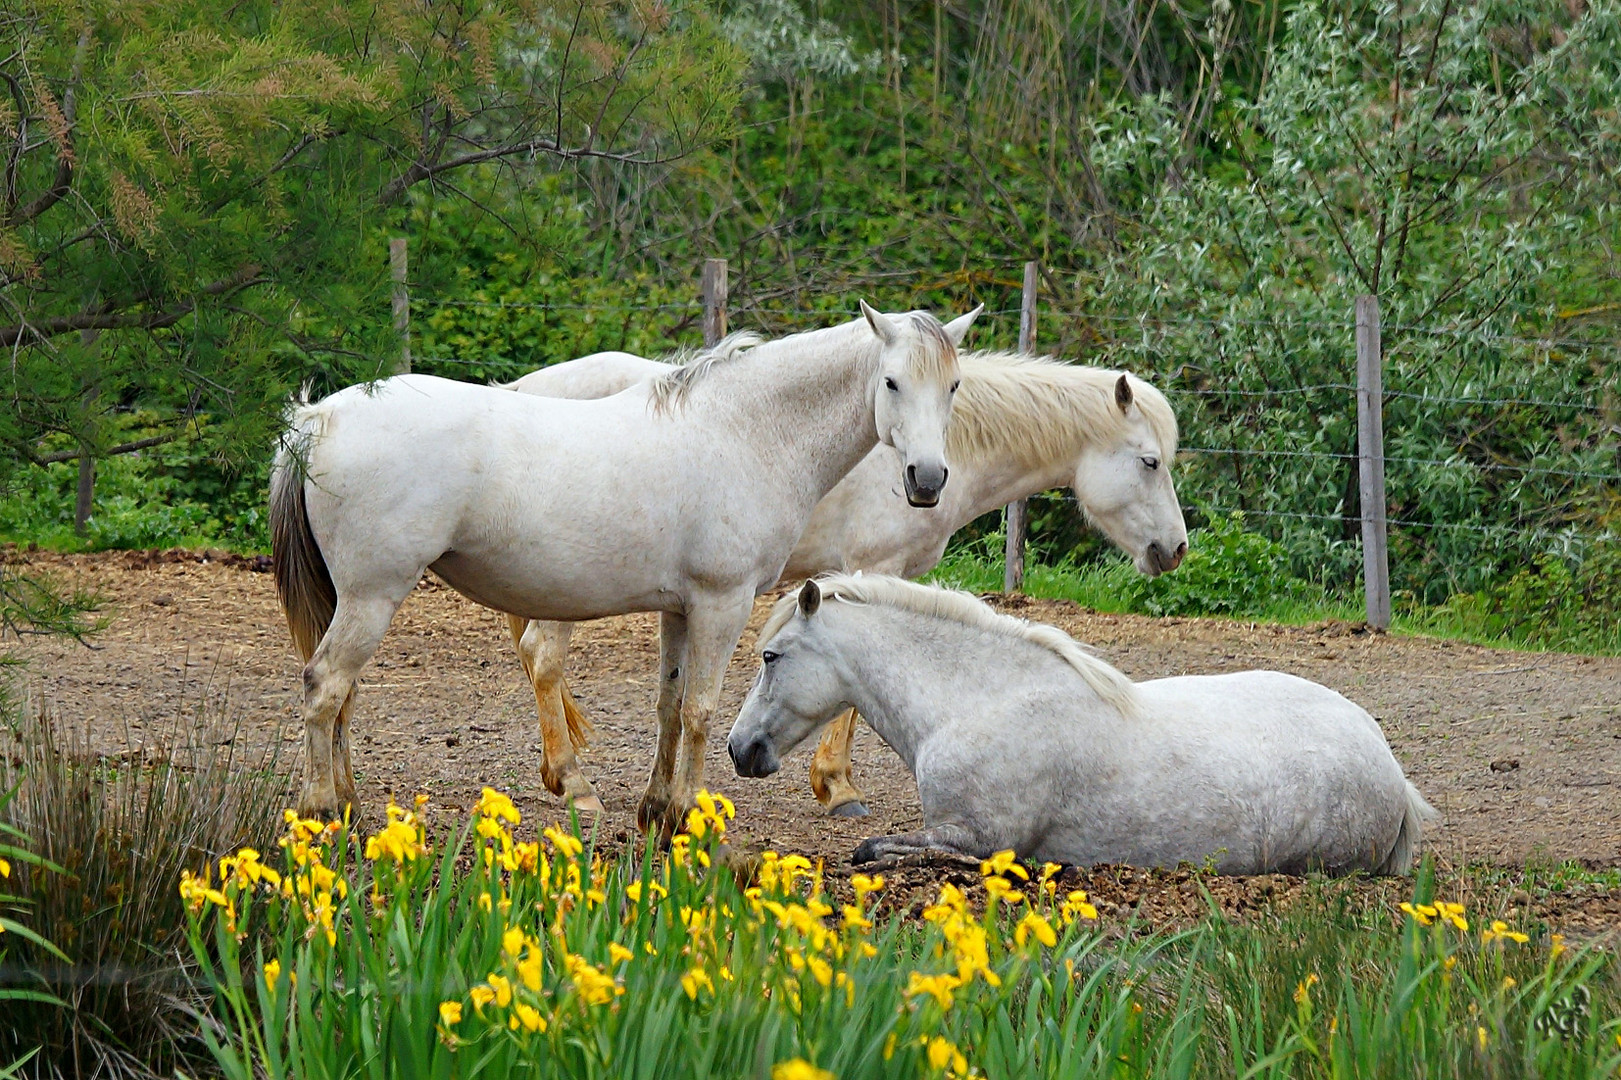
[
  {"left": 1146, "top": 539, "right": 1188, "bottom": 576},
  {"left": 728, "top": 735, "right": 780, "bottom": 779},
  {"left": 904, "top": 463, "right": 948, "bottom": 508}
]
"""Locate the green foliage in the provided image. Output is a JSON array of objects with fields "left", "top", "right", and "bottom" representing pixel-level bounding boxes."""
[
  {"left": 0, "top": 0, "right": 746, "bottom": 484},
  {"left": 1432, "top": 539, "right": 1621, "bottom": 654},
  {"left": 0, "top": 706, "right": 293, "bottom": 1079},
  {"left": 931, "top": 514, "right": 1327, "bottom": 621},
  {"left": 184, "top": 796, "right": 1621, "bottom": 1079},
  {"left": 5, "top": 0, "right": 1619, "bottom": 640},
  {"left": 1133, "top": 513, "right": 1308, "bottom": 617}
]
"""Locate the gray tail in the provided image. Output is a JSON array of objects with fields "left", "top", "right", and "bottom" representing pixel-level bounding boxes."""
[
  {"left": 1378, "top": 781, "right": 1440, "bottom": 875},
  {"left": 270, "top": 407, "right": 336, "bottom": 663}
]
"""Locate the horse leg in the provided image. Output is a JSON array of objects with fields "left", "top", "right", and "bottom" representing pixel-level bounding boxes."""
[
  {"left": 636, "top": 610, "right": 688, "bottom": 833},
  {"left": 851, "top": 822, "right": 986, "bottom": 865},
  {"left": 506, "top": 616, "right": 602, "bottom": 812},
  {"left": 809, "top": 708, "right": 869, "bottom": 818},
  {"left": 660, "top": 595, "right": 755, "bottom": 838},
  {"left": 299, "top": 594, "right": 400, "bottom": 821},
  {"left": 332, "top": 686, "right": 358, "bottom": 812}
]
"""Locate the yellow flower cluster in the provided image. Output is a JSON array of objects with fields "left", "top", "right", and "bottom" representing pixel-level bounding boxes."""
[
  {"left": 278, "top": 813, "right": 349, "bottom": 948},
  {"left": 436, "top": 814, "right": 634, "bottom": 1048},
  {"left": 1400, "top": 900, "right": 1468, "bottom": 931},
  {"left": 1481, "top": 919, "right": 1530, "bottom": 945},
  {"left": 364, "top": 798, "right": 427, "bottom": 864}
]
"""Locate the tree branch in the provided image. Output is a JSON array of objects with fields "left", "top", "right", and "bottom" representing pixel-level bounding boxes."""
[
  {"left": 34, "top": 431, "right": 179, "bottom": 464},
  {"left": 0, "top": 264, "right": 264, "bottom": 348},
  {"left": 377, "top": 137, "right": 681, "bottom": 205}
]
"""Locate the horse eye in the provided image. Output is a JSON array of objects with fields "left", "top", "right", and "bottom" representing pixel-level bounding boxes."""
[
  {"left": 1142, "top": 456, "right": 1160, "bottom": 470},
  {"left": 762, "top": 650, "right": 780, "bottom": 664},
  {"left": 950, "top": 380, "right": 961, "bottom": 393},
  {"left": 884, "top": 377, "right": 898, "bottom": 392}
]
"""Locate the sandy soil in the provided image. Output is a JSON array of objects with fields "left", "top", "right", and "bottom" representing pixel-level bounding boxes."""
[{"left": 6, "top": 548, "right": 1619, "bottom": 927}]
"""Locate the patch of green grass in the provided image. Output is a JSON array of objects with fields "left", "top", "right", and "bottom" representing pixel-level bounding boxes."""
[{"left": 929, "top": 517, "right": 1621, "bottom": 657}]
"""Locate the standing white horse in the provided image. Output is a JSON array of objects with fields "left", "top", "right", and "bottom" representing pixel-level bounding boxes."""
[
  {"left": 728, "top": 575, "right": 1436, "bottom": 875},
  {"left": 269, "top": 303, "right": 977, "bottom": 830},
  {"left": 505, "top": 350, "right": 1187, "bottom": 815}
]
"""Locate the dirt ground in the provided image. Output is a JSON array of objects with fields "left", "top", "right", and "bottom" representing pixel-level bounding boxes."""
[{"left": 6, "top": 548, "right": 1620, "bottom": 927}]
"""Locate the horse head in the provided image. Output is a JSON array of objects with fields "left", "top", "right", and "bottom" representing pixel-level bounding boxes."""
[
  {"left": 860, "top": 301, "right": 980, "bottom": 507},
  {"left": 1071, "top": 373, "right": 1188, "bottom": 576},
  {"left": 729, "top": 580, "right": 846, "bottom": 778}
]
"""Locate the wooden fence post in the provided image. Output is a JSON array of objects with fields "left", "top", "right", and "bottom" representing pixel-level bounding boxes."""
[
  {"left": 702, "top": 258, "right": 728, "bottom": 347},
  {"left": 1356, "top": 294, "right": 1391, "bottom": 629},
  {"left": 1003, "top": 260, "right": 1039, "bottom": 593},
  {"left": 390, "top": 237, "right": 411, "bottom": 374}
]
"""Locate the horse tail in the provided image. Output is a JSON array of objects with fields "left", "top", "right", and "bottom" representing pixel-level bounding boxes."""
[
  {"left": 270, "top": 398, "right": 337, "bottom": 663},
  {"left": 559, "top": 677, "right": 594, "bottom": 750},
  {"left": 1378, "top": 780, "right": 1440, "bottom": 875}
]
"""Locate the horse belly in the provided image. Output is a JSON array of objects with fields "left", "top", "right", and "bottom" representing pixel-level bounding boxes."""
[{"left": 1128, "top": 673, "right": 1410, "bottom": 873}]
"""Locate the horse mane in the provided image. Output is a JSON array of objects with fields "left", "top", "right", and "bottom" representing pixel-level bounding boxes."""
[
  {"left": 948, "top": 353, "right": 1179, "bottom": 470},
  {"left": 647, "top": 331, "right": 765, "bottom": 412},
  {"left": 648, "top": 310, "right": 959, "bottom": 414},
  {"left": 761, "top": 572, "right": 1142, "bottom": 718}
]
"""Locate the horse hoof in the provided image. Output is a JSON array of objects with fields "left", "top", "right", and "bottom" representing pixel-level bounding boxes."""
[
  {"left": 569, "top": 794, "right": 606, "bottom": 815},
  {"left": 636, "top": 794, "right": 668, "bottom": 833},
  {"left": 829, "top": 800, "right": 870, "bottom": 819},
  {"left": 851, "top": 838, "right": 881, "bottom": 865}
]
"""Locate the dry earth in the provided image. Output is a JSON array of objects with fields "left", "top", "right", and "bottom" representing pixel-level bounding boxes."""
[{"left": 6, "top": 548, "right": 1620, "bottom": 929}]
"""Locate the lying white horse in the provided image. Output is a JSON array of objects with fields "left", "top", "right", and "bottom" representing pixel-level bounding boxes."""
[
  {"left": 269, "top": 304, "right": 977, "bottom": 829},
  {"left": 727, "top": 574, "right": 1436, "bottom": 875},
  {"left": 506, "top": 350, "right": 1188, "bottom": 815}
]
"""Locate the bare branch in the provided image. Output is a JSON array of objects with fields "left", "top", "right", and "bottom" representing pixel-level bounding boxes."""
[{"left": 377, "top": 137, "right": 683, "bottom": 205}]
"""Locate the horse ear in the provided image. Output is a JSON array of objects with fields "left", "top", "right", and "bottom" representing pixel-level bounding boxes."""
[
  {"left": 859, "top": 299, "right": 900, "bottom": 346},
  {"left": 941, "top": 304, "right": 984, "bottom": 346},
  {"left": 797, "top": 579, "right": 822, "bottom": 618},
  {"left": 1114, "top": 373, "right": 1133, "bottom": 413}
]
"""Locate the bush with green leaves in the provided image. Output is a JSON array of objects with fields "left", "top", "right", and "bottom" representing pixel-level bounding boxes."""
[{"left": 1132, "top": 512, "right": 1310, "bottom": 617}]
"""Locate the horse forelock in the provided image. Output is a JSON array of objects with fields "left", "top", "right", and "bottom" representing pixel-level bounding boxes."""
[
  {"left": 901, "top": 311, "right": 960, "bottom": 383},
  {"left": 946, "top": 354, "right": 1178, "bottom": 471},
  {"left": 646, "top": 331, "right": 765, "bottom": 413},
  {"left": 767, "top": 572, "right": 1141, "bottom": 717}
]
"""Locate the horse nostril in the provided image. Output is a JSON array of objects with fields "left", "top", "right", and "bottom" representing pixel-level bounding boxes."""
[
  {"left": 939, "top": 466, "right": 948, "bottom": 489},
  {"left": 1174, "top": 541, "right": 1188, "bottom": 560}
]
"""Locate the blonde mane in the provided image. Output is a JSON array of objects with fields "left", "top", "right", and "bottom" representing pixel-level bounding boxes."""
[
  {"left": 947, "top": 353, "right": 1179, "bottom": 471},
  {"left": 648, "top": 311, "right": 959, "bottom": 414},
  {"left": 761, "top": 572, "right": 1141, "bottom": 718}
]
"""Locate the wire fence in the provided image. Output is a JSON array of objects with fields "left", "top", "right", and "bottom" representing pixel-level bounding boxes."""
[{"left": 394, "top": 259, "right": 1620, "bottom": 614}]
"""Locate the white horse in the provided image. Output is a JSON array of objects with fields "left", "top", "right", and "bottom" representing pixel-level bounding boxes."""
[
  {"left": 728, "top": 575, "right": 1436, "bottom": 875},
  {"left": 504, "top": 349, "right": 1187, "bottom": 815},
  {"left": 269, "top": 303, "right": 978, "bottom": 830}
]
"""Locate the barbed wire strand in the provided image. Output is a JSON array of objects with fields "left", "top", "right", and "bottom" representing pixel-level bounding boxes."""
[{"left": 1027, "top": 489, "right": 1606, "bottom": 543}]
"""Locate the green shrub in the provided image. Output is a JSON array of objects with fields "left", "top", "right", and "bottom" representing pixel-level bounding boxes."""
[
  {"left": 1432, "top": 538, "right": 1621, "bottom": 653},
  {"left": 1134, "top": 512, "right": 1313, "bottom": 618}
]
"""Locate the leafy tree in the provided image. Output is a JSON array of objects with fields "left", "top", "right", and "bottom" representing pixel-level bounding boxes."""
[{"left": 0, "top": 0, "right": 743, "bottom": 491}]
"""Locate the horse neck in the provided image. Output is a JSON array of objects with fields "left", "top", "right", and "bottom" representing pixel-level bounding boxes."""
[
  {"left": 949, "top": 452, "right": 1077, "bottom": 523},
  {"left": 691, "top": 325, "right": 881, "bottom": 503},
  {"left": 829, "top": 605, "right": 1065, "bottom": 768}
]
